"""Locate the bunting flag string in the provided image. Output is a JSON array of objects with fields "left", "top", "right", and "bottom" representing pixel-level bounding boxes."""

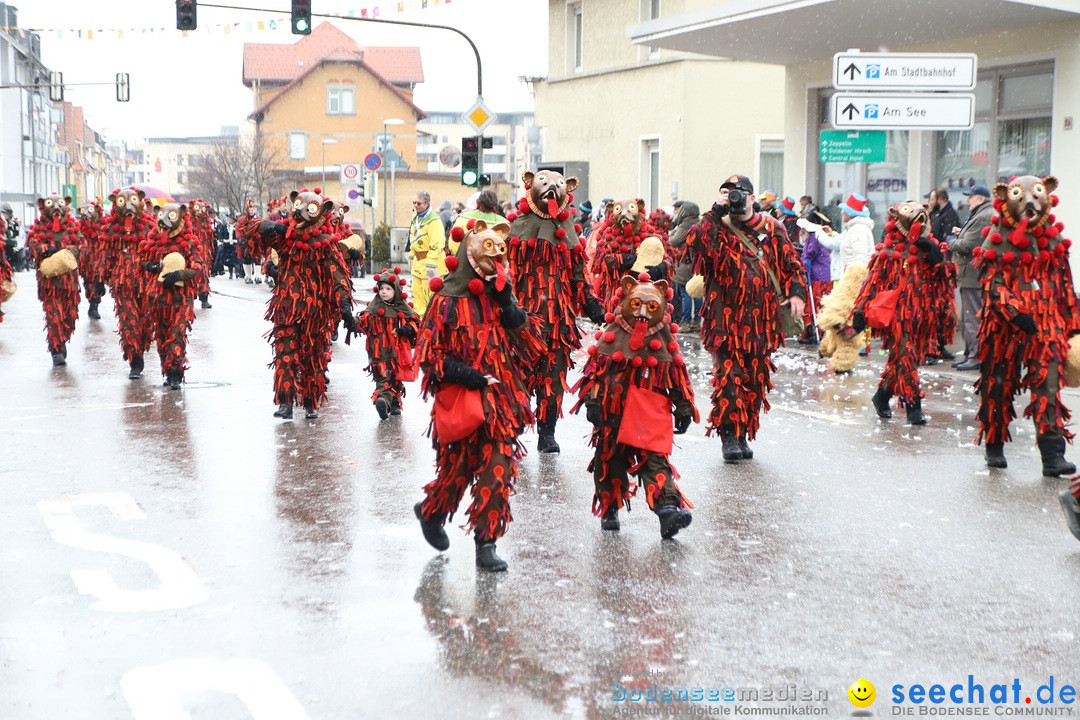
[{"left": 0, "top": 0, "right": 451, "bottom": 39}]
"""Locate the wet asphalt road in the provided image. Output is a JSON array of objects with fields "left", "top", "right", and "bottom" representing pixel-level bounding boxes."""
[{"left": 2, "top": 272, "right": 1080, "bottom": 719}]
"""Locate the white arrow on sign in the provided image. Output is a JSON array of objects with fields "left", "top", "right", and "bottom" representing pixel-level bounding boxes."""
[
  {"left": 832, "top": 92, "right": 974, "bottom": 130},
  {"left": 833, "top": 52, "right": 977, "bottom": 90}
]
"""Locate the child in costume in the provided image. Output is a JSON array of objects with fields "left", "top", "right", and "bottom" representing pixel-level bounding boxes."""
[
  {"left": 573, "top": 273, "right": 697, "bottom": 538},
  {"left": 353, "top": 266, "right": 420, "bottom": 419},
  {"left": 413, "top": 220, "right": 544, "bottom": 572}
]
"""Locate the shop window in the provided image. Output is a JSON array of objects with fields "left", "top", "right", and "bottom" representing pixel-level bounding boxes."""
[{"left": 568, "top": 3, "right": 583, "bottom": 73}]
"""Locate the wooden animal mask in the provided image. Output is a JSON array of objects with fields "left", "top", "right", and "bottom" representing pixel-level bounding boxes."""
[
  {"left": 466, "top": 220, "right": 510, "bottom": 279},
  {"left": 78, "top": 203, "right": 101, "bottom": 223},
  {"left": 887, "top": 201, "right": 930, "bottom": 237},
  {"left": 619, "top": 275, "right": 667, "bottom": 327},
  {"left": 523, "top": 169, "right": 578, "bottom": 218},
  {"left": 994, "top": 175, "right": 1057, "bottom": 228},
  {"left": 37, "top": 194, "right": 72, "bottom": 220},
  {"left": 289, "top": 190, "right": 334, "bottom": 230},
  {"left": 157, "top": 203, "right": 188, "bottom": 237},
  {"left": 109, "top": 188, "right": 146, "bottom": 218},
  {"left": 612, "top": 199, "right": 645, "bottom": 233}
]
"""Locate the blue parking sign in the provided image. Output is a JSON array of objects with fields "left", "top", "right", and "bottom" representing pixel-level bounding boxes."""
[
  {"left": 865, "top": 104, "right": 879, "bottom": 119},
  {"left": 867, "top": 64, "right": 880, "bottom": 79}
]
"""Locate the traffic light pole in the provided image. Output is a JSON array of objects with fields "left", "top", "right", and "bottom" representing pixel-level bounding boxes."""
[{"left": 198, "top": 2, "right": 483, "bottom": 96}]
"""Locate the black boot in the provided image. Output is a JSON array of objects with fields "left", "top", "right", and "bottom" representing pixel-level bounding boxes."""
[
  {"left": 1058, "top": 490, "right": 1080, "bottom": 541},
  {"left": 537, "top": 420, "right": 560, "bottom": 454},
  {"left": 375, "top": 397, "right": 390, "bottom": 420},
  {"left": 1038, "top": 435, "right": 1076, "bottom": 477},
  {"left": 905, "top": 397, "right": 926, "bottom": 425},
  {"left": 199, "top": 293, "right": 212, "bottom": 309},
  {"left": 390, "top": 399, "right": 402, "bottom": 416},
  {"left": 51, "top": 350, "right": 66, "bottom": 366},
  {"left": 274, "top": 403, "right": 293, "bottom": 419},
  {"left": 474, "top": 536, "right": 508, "bottom": 572},
  {"left": 414, "top": 502, "right": 449, "bottom": 551},
  {"left": 165, "top": 369, "right": 183, "bottom": 390},
  {"left": 738, "top": 436, "right": 754, "bottom": 460},
  {"left": 657, "top": 505, "right": 692, "bottom": 539},
  {"left": 87, "top": 301, "right": 100, "bottom": 320},
  {"left": 721, "top": 431, "right": 742, "bottom": 464},
  {"left": 304, "top": 402, "right": 319, "bottom": 420},
  {"left": 985, "top": 443, "right": 1007, "bottom": 468},
  {"left": 871, "top": 385, "right": 893, "bottom": 418},
  {"left": 600, "top": 505, "right": 620, "bottom": 531},
  {"left": 128, "top": 355, "right": 144, "bottom": 379}
]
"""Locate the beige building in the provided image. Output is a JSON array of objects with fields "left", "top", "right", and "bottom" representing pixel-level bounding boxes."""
[
  {"left": 630, "top": 0, "right": 1080, "bottom": 241},
  {"left": 130, "top": 130, "right": 240, "bottom": 200},
  {"left": 536, "top": 0, "right": 786, "bottom": 213}
]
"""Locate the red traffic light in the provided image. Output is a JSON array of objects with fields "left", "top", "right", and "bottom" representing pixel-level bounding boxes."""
[{"left": 462, "top": 137, "right": 479, "bottom": 153}]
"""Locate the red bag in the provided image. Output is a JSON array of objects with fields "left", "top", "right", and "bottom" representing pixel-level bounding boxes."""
[
  {"left": 616, "top": 385, "right": 674, "bottom": 455},
  {"left": 866, "top": 287, "right": 901, "bottom": 329},
  {"left": 433, "top": 384, "right": 485, "bottom": 443},
  {"left": 395, "top": 339, "right": 419, "bottom": 382}
]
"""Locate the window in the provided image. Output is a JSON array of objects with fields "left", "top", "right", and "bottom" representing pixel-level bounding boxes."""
[
  {"left": 177, "top": 172, "right": 185, "bottom": 184},
  {"left": 176, "top": 154, "right": 184, "bottom": 166},
  {"left": 568, "top": 3, "right": 583, "bottom": 73},
  {"left": 327, "top": 84, "right": 355, "bottom": 115},
  {"left": 757, "top": 138, "right": 784, "bottom": 200},
  {"left": 641, "top": 138, "right": 660, "bottom": 211},
  {"left": 645, "top": 0, "right": 660, "bottom": 56},
  {"left": 288, "top": 131, "right": 307, "bottom": 160}
]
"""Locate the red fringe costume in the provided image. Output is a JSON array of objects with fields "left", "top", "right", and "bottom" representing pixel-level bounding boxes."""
[
  {"left": 506, "top": 172, "right": 605, "bottom": 439},
  {"left": 0, "top": 214, "right": 13, "bottom": 324},
  {"left": 241, "top": 191, "right": 354, "bottom": 415},
  {"left": 27, "top": 202, "right": 82, "bottom": 357},
  {"left": 189, "top": 201, "right": 215, "bottom": 303},
  {"left": 137, "top": 207, "right": 203, "bottom": 382},
  {"left": 99, "top": 189, "right": 156, "bottom": 369},
  {"left": 415, "top": 227, "right": 545, "bottom": 546},
  {"left": 355, "top": 267, "right": 420, "bottom": 415},
  {"left": 932, "top": 255, "right": 958, "bottom": 354},
  {"left": 76, "top": 203, "right": 106, "bottom": 311},
  {"left": 853, "top": 207, "right": 944, "bottom": 419},
  {"left": 971, "top": 178, "right": 1079, "bottom": 458},
  {"left": 685, "top": 209, "right": 806, "bottom": 443},
  {"left": 571, "top": 275, "right": 698, "bottom": 529},
  {"left": 589, "top": 200, "right": 664, "bottom": 311}
]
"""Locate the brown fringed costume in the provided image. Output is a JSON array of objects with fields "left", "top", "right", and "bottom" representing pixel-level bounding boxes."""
[
  {"left": 589, "top": 199, "right": 665, "bottom": 311},
  {"left": 76, "top": 201, "right": 106, "bottom": 319},
  {"left": 506, "top": 169, "right": 606, "bottom": 453},
  {"left": 188, "top": 199, "right": 215, "bottom": 309},
  {"left": 414, "top": 220, "right": 545, "bottom": 572},
  {"left": 240, "top": 189, "right": 355, "bottom": 420},
  {"left": 27, "top": 194, "right": 82, "bottom": 365},
  {"left": 137, "top": 204, "right": 203, "bottom": 388},
  {"left": 851, "top": 201, "right": 946, "bottom": 425},
  {"left": 99, "top": 187, "right": 156, "bottom": 378},
  {"left": 685, "top": 176, "right": 807, "bottom": 462},
  {"left": 971, "top": 175, "right": 1079, "bottom": 476},
  {"left": 0, "top": 213, "right": 12, "bottom": 324},
  {"left": 354, "top": 266, "right": 420, "bottom": 419},
  {"left": 572, "top": 274, "right": 698, "bottom": 538}
]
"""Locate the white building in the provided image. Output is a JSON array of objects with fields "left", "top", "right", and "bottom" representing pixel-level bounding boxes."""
[{"left": 130, "top": 128, "right": 241, "bottom": 200}]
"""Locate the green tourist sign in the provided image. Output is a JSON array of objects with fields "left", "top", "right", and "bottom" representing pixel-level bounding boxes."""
[{"left": 819, "top": 130, "right": 886, "bottom": 163}]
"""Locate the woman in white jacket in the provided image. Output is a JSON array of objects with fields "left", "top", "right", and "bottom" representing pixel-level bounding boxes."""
[{"left": 823, "top": 194, "right": 875, "bottom": 271}]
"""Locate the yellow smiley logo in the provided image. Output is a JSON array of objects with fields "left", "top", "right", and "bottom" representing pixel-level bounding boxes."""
[{"left": 848, "top": 679, "right": 876, "bottom": 708}]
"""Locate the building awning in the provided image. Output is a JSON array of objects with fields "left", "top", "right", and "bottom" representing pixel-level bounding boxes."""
[{"left": 628, "top": 0, "right": 1080, "bottom": 65}]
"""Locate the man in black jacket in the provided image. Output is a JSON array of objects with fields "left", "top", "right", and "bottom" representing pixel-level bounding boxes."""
[
  {"left": 926, "top": 187, "right": 961, "bottom": 243},
  {"left": 948, "top": 185, "right": 994, "bottom": 370}
]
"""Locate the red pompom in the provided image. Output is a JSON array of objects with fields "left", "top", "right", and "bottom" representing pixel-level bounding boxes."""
[
  {"left": 885, "top": 221, "right": 898, "bottom": 232},
  {"left": 604, "top": 312, "right": 615, "bottom": 323},
  {"left": 670, "top": 323, "right": 680, "bottom": 334},
  {"left": 517, "top": 198, "right": 529, "bottom": 212},
  {"left": 595, "top": 330, "right": 603, "bottom": 340},
  {"left": 444, "top": 256, "right": 459, "bottom": 271},
  {"left": 507, "top": 211, "right": 519, "bottom": 222},
  {"left": 638, "top": 272, "right": 651, "bottom": 282},
  {"left": 875, "top": 243, "right": 884, "bottom": 251},
  {"left": 557, "top": 210, "right": 570, "bottom": 222},
  {"left": 631, "top": 356, "right": 643, "bottom": 367},
  {"left": 555, "top": 228, "right": 567, "bottom": 239},
  {"left": 1055, "top": 244, "right": 1066, "bottom": 257},
  {"left": 1051, "top": 195, "right": 1060, "bottom": 207},
  {"left": 972, "top": 246, "right": 983, "bottom": 257},
  {"left": 428, "top": 277, "right": 444, "bottom": 292},
  {"left": 468, "top": 278, "right": 484, "bottom": 295},
  {"left": 1012, "top": 235, "right": 1030, "bottom": 249},
  {"left": 372, "top": 286, "right": 379, "bottom": 292},
  {"left": 377, "top": 308, "right": 385, "bottom": 316},
  {"left": 666, "top": 289, "right": 674, "bottom": 300},
  {"left": 312, "top": 187, "right": 321, "bottom": 195},
  {"left": 466, "top": 218, "right": 476, "bottom": 230},
  {"left": 1063, "top": 238, "right": 1073, "bottom": 249},
  {"left": 981, "top": 226, "right": 991, "bottom": 238},
  {"left": 574, "top": 223, "right": 582, "bottom": 234},
  {"left": 988, "top": 233, "right": 1002, "bottom": 244},
  {"left": 399, "top": 278, "right": 407, "bottom": 286},
  {"left": 667, "top": 341, "right": 679, "bottom": 352},
  {"left": 1037, "top": 237, "right": 1049, "bottom": 250},
  {"left": 397, "top": 312, "right": 405, "bottom": 319},
  {"left": 603, "top": 331, "right": 616, "bottom": 343},
  {"left": 394, "top": 266, "right": 402, "bottom": 274},
  {"left": 587, "top": 345, "right": 598, "bottom": 356},
  {"left": 645, "top": 356, "right": 658, "bottom": 368},
  {"left": 649, "top": 338, "right": 662, "bottom": 351},
  {"left": 567, "top": 192, "right": 574, "bottom": 204},
  {"left": 1020, "top": 251, "right": 1034, "bottom": 264},
  {"left": 673, "top": 354, "right": 685, "bottom": 366},
  {"left": 450, "top": 226, "right": 465, "bottom": 242},
  {"left": 401, "top": 292, "right": 408, "bottom": 299},
  {"left": 612, "top": 351, "right": 625, "bottom": 363},
  {"left": 1002, "top": 251, "right": 1015, "bottom": 263},
  {"left": 983, "top": 248, "right": 997, "bottom": 261}
]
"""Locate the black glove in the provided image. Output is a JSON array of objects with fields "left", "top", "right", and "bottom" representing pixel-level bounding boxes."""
[
  {"left": 161, "top": 270, "right": 182, "bottom": 287},
  {"left": 489, "top": 278, "right": 514, "bottom": 308},
  {"left": 347, "top": 248, "right": 363, "bottom": 262},
  {"left": 850, "top": 310, "right": 867, "bottom": 335},
  {"left": 142, "top": 260, "right": 162, "bottom": 274},
  {"left": 256, "top": 220, "right": 286, "bottom": 240},
  {"left": 499, "top": 302, "right": 527, "bottom": 331},
  {"left": 619, "top": 254, "right": 637, "bottom": 272},
  {"left": 674, "top": 414, "right": 692, "bottom": 435},
  {"left": 583, "top": 297, "right": 606, "bottom": 324},
  {"left": 915, "top": 235, "right": 944, "bottom": 264},
  {"left": 710, "top": 202, "right": 730, "bottom": 219},
  {"left": 41, "top": 247, "right": 59, "bottom": 259},
  {"left": 1012, "top": 313, "right": 1037, "bottom": 335},
  {"left": 341, "top": 311, "right": 357, "bottom": 334},
  {"left": 395, "top": 324, "right": 417, "bottom": 340},
  {"left": 646, "top": 262, "right": 668, "bottom": 282},
  {"left": 586, "top": 404, "right": 602, "bottom": 426},
  {"left": 441, "top": 358, "right": 488, "bottom": 389}
]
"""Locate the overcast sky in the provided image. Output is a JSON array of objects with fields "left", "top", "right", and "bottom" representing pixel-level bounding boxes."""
[{"left": 17, "top": 0, "right": 548, "bottom": 143}]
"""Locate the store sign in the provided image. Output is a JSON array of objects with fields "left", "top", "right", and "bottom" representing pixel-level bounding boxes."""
[
  {"left": 833, "top": 52, "right": 977, "bottom": 91},
  {"left": 819, "top": 130, "right": 886, "bottom": 163},
  {"left": 832, "top": 92, "right": 975, "bottom": 130}
]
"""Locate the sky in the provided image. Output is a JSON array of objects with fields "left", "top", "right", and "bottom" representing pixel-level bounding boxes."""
[{"left": 16, "top": 0, "right": 548, "bottom": 143}]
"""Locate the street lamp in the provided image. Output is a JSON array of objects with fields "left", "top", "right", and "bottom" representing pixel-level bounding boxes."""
[
  {"left": 382, "top": 118, "right": 404, "bottom": 226},
  {"left": 320, "top": 138, "right": 338, "bottom": 191}
]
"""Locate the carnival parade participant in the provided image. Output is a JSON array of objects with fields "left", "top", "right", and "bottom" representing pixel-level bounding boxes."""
[
  {"left": 75, "top": 201, "right": 106, "bottom": 320},
  {"left": 353, "top": 266, "right": 420, "bottom": 420},
  {"left": 26, "top": 193, "right": 82, "bottom": 366},
  {"left": 506, "top": 169, "right": 605, "bottom": 454},
  {"left": 188, "top": 199, "right": 215, "bottom": 309},
  {"left": 589, "top": 198, "right": 666, "bottom": 311},
  {"left": 685, "top": 174, "right": 807, "bottom": 463},
  {"left": 413, "top": 220, "right": 544, "bottom": 572}
]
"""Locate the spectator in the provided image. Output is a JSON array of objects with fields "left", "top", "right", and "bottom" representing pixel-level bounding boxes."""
[
  {"left": 577, "top": 200, "right": 594, "bottom": 240},
  {"left": 799, "top": 195, "right": 818, "bottom": 218},
  {"left": 949, "top": 184, "right": 994, "bottom": 371},
  {"left": 778, "top": 196, "right": 800, "bottom": 249},
  {"left": 668, "top": 200, "right": 701, "bottom": 331},
  {"left": 407, "top": 190, "right": 446, "bottom": 315},
  {"left": 925, "top": 187, "right": 960, "bottom": 243},
  {"left": 437, "top": 200, "right": 453, "bottom": 235}
]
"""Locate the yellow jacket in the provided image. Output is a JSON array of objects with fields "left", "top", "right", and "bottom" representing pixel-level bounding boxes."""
[{"left": 408, "top": 211, "right": 446, "bottom": 278}]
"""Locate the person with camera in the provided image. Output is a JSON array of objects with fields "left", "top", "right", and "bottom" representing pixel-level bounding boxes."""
[{"left": 685, "top": 174, "right": 807, "bottom": 463}]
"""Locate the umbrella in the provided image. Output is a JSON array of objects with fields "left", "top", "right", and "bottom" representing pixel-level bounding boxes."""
[{"left": 129, "top": 185, "right": 175, "bottom": 206}]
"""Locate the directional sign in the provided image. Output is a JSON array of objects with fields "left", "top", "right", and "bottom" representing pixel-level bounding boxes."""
[
  {"left": 819, "top": 130, "right": 886, "bottom": 163},
  {"left": 340, "top": 163, "right": 361, "bottom": 185},
  {"left": 834, "top": 52, "right": 977, "bottom": 90},
  {"left": 463, "top": 96, "right": 496, "bottom": 135},
  {"left": 364, "top": 153, "right": 382, "bottom": 172},
  {"left": 831, "top": 92, "right": 975, "bottom": 130}
]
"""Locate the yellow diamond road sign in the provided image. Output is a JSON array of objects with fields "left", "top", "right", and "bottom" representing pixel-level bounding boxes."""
[{"left": 463, "top": 97, "right": 496, "bottom": 134}]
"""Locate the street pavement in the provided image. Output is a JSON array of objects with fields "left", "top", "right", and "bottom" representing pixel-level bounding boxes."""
[{"left": 2, "top": 271, "right": 1080, "bottom": 719}]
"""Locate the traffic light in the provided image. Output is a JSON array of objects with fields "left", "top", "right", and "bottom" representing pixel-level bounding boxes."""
[
  {"left": 479, "top": 174, "right": 491, "bottom": 187},
  {"left": 175, "top": 0, "right": 197, "bottom": 31},
  {"left": 116, "top": 73, "right": 130, "bottom": 103},
  {"left": 461, "top": 136, "right": 480, "bottom": 187},
  {"left": 48, "top": 71, "right": 63, "bottom": 102},
  {"left": 291, "top": 0, "right": 312, "bottom": 35}
]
